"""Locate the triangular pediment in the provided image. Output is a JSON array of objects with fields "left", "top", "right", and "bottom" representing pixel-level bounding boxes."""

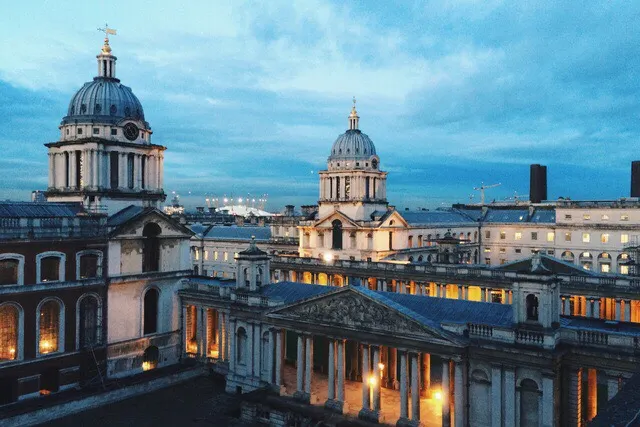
[
  {"left": 268, "top": 287, "right": 461, "bottom": 344},
  {"left": 109, "top": 208, "right": 194, "bottom": 239},
  {"left": 314, "top": 210, "right": 360, "bottom": 229},
  {"left": 378, "top": 210, "right": 409, "bottom": 228}
]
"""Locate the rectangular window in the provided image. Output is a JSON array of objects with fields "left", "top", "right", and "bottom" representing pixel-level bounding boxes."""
[
  {"left": 514, "top": 232, "right": 522, "bottom": 241},
  {"left": 621, "top": 265, "right": 629, "bottom": 275},
  {"left": 621, "top": 234, "right": 629, "bottom": 244},
  {"left": 223, "top": 252, "right": 228, "bottom": 262},
  {"left": 601, "top": 233, "right": 609, "bottom": 244},
  {"left": 515, "top": 248, "right": 522, "bottom": 254},
  {"left": 485, "top": 231, "right": 491, "bottom": 239},
  {"left": 582, "top": 233, "right": 590, "bottom": 243},
  {"left": 583, "top": 214, "right": 591, "bottom": 220},
  {"left": 499, "top": 248, "right": 506, "bottom": 254},
  {"left": 601, "top": 214, "right": 609, "bottom": 220},
  {"left": 601, "top": 264, "right": 610, "bottom": 273},
  {"left": 565, "top": 232, "right": 572, "bottom": 242},
  {"left": 500, "top": 259, "right": 506, "bottom": 265},
  {"left": 79, "top": 254, "right": 99, "bottom": 279},
  {"left": 77, "top": 128, "right": 83, "bottom": 135},
  {"left": 93, "top": 128, "right": 99, "bottom": 135},
  {"left": 565, "top": 214, "right": 572, "bottom": 220},
  {"left": 531, "top": 232, "right": 538, "bottom": 241},
  {"left": 214, "top": 251, "right": 219, "bottom": 260},
  {"left": 109, "top": 152, "right": 119, "bottom": 189},
  {"left": 111, "top": 129, "right": 117, "bottom": 136},
  {"left": 194, "top": 249, "right": 199, "bottom": 261},
  {"left": 40, "top": 257, "right": 61, "bottom": 282},
  {"left": 204, "top": 250, "right": 209, "bottom": 261},
  {"left": 547, "top": 249, "right": 555, "bottom": 255},
  {"left": 500, "top": 231, "right": 506, "bottom": 240},
  {"left": 484, "top": 248, "right": 491, "bottom": 253},
  {"left": 621, "top": 214, "right": 630, "bottom": 221},
  {"left": 484, "top": 258, "right": 491, "bottom": 265},
  {"left": 547, "top": 232, "right": 555, "bottom": 242}
]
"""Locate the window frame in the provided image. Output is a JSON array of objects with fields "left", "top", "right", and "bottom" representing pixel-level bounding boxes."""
[
  {"left": 142, "top": 286, "right": 160, "bottom": 336},
  {"left": 75, "top": 293, "right": 102, "bottom": 350},
  {"left": 36, "top": 297, "right": 65, "bottom": 357},
  {"left": 36, "top": 251, "right": 66, "bottom": 283},
  {"left": 0, "top": 302, "right": 24, "bottom": 363},
  {"left": 0, "top": 253, "right": 25, "bottom": 286},
  {"left": 75, "top": 250, "right": 103, "bottom": 280}
]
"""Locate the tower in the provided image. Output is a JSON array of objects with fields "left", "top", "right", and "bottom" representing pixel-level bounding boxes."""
[
  {"left": 317, "top": 99, "right": 388, "bottom": 220},
  {"left": 45, "top": 29, "right": 166, "bottom": 214},
  {"left": 235, "top": 238, "right": 270, "bottom": 292}
]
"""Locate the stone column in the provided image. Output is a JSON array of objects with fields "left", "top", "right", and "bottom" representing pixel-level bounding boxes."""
[
  {"left": 275, "top": 330, "right": 283, "bottom": 387},
  {"left": 119, "top": 152, "right": 127, "bottom": 189},
  {"left": 481, "top": 288, "right": 487, "bottom": 302},
  {"left": 399, "top": 351, "right": 409, "bottom": 420},
  {"left": 69, "top": 150, "right": 77, "bottom": 188},
  {"left": 542, "top": 376, "right": 554, "bottom": 427},
  {"left": 422, "top": 353, "right": 431, "bottom": 395},
  {"left": 48, "top": 153, "right": 54, "bottom": 188},
  {"left": 587, "top": 368, "right": 597, "bottom": 421},
  {"left": 586, "top": 298, "right": 593, "bottom": 317},
  {"left": 454, "top": 361, "right": 465, "bottom": 427},
  {"left": 296, "top": 334, "right": 304, "bottom": 394},
  {"left": 503, "top": 368, "right": 516, "bottom": 426},
  {"left": 491, "top": 365, "right": 502, "bottom": 427},
  {"left": 568, "top": 368, "right": 583, "bottom": 427},
  {"left": 562, "top": 297, "right": 570, "bottom": 316},
  {"left": 594, "top": 299, "right": 601, "bottom": 319},
  {"left": 382, "top": 279, "right": 388, "bottom": 292},
  {"left": 246, "top": 323, "right": 255, "bottom": 377},
  {"left": 229, "top": 319, "right": 237, "bottom": 372},
  {"left": 304, "top": 335, "right": 313, "bottom": 396},
  {"left": 389, "top": 347, "right": 398, "bottom": 389},
  {"left": 372, "top": 346, "right": 381, "bottom": 413},
  {"left": 615, "top": 299, "right": 621, "bottom": 321},
  {"left": 361, "top": 344, "right": 370, "bottom": 411},
  {"left": 327, "top": 339, "right": 335, "bottom": 400},
  {"left": 457, "top": 285, "right": 463, "bottom": 300},
  {"left": 624, "top": 300, "right": 631, "bottom": 322},
  {"left": 410, "top": 353, "right": 420, "bottom": 422},
  {"left": 92, "top": 149, "right": 99, "bottom": 188},
  {"left": 198, "top": 307, "right": 206, "bottom": 359},
  {"left": 442, "top": 360, "right": 451, "bottom": 427},
  {"left": 337, "top": 340, "right": 346, "bottom": 403},
  {"left": 267, "top": 328, "right": 275, "bottom": 383}
]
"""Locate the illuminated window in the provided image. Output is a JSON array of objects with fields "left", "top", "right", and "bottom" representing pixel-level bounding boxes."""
[
  {"left": 547, "top": 232, "right": 555, "bottom": 242},
  {"left": 621, "top": 234, "right": 629, "bottom": 244},
  {"left": 514, "top": 232, "right": 522, "bottom": 241},
  {"left": 565, "top": 232, "right": 572, "bottom": 242},
  {"left": 531, "top": 232, "right": 538, "bottom": 241},
  {"left": 204, "top": 250, "right": 209, "bottom": 261},
  {"left": 601, "top": 214, "right": 609, "bottom": 220},
  {"left": 224, "top": 252, "right": 228, "bottom": 262},
  {"left": 621, "top": 265, "right": 630, "bottom": 275},
  {"left": 194, "top": 249, "right": 199, "bottom": 261},
  {"left": 621, "top": 214, "right": 630, "bottom": 221},
  {"left": 39, "top": 300, "right": 62, "bottom": 355},
  {"left": 214, "top": 251, "right": 218, "bottom": 260},
  {"left": 583, "top": 214, "right": 591, "bottom": 220},
  {"left": 582, "top": 233, "right": 590, "bottom": 243},
  {"left": 185, "top": 305, "right": 197, "bottom": 354},
  {"left": 500, "top": 231, "right": 506, "bottom": 240},
  {"left": 0, "top": 304, "right": 19, "bottom": 361},
  {"left": 484, "top": 248, "right": 491, "bottom": 253},
  {"left": 601, "top": 233, "right": 609, "bottom": 244},
  {"left": 601, "top": 264, "right": 610, "bottom": 273}
]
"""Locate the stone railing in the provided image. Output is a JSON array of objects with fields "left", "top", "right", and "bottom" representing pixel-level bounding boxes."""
[
  {"left": 468, "top": 323, "right": 493, "bottom": 338},
  {"left": 577, "top": 330, "right": 608, "bottom": 346},
  {"left": 515, "top": 329, "right": 545, "bottom": 346}
]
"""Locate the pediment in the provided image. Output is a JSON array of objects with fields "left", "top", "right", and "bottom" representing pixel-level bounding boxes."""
[
  {"left": 314, "top": 210, "right": 360, "bottom": 229},
  {"left": 111, "top": 209, "right": 194, "bottom": 239},
  {"left": 378, "top": 210, "right": 409, "bottom": 228},
  {"left": 268, "top": 287, "right": 460, "bottom": 344}
]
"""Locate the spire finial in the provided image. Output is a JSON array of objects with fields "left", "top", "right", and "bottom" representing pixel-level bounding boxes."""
[
  {"left": 348, "top": 96, "right": 359, "bottom": 130},
  {"left": 97, "top": 24, "right": 117, "bottom": 54}
]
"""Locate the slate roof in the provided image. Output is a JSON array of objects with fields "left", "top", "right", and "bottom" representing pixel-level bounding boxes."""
[
  {"left": 495, "top": 254, "right": 599, "bottom": 276},
  {"left": 589, "top": 371, "right": 640, "bottom": 426},
  {"left": 188, "top": 277, "right": 236, "bottom": 287},
  {"left": 259, "top": 281, "right": 334, "bottom": 304},
  {"left": 202, "top": 225, "right": 271, "bottom": 241},
  {"left": 529, "top": 209, "right": 556, "bottom": 223},
  {"left": 401, "top": 210, "right": 475, "bottom": 226},
  {"left": 560, "top": 316, "right": 640, "bottom": 336},
  {"left": 483, "top": 209, "right": 530, "bottom": 223},
  {"left": 0, "top": 201, "right": 86, "bottom": 218},
  {"left": 107, "top": 205, "right": 147, "bottom": 226}
]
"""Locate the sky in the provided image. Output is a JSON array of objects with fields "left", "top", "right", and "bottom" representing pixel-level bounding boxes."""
[{"left": 1, "top": 1, "right": 639, "bottom": 211}]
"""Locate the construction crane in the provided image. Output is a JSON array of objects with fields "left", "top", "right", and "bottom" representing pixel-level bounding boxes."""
[{"left": 473, "top": 182, "right": 501, "bottom": 205}]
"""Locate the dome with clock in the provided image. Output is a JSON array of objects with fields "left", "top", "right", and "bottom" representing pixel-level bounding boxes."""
[{"left": 46, "top": 30, "right": 166, "bottom": 214}]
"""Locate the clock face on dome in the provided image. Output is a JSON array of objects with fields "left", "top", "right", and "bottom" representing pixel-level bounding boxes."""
[{"left": 123, "top": 123, "right": 139, "bottom": 141}]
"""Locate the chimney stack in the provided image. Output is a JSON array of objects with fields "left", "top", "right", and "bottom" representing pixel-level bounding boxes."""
[
  {"left": 530, "top": 164, "right": 547, "bottom": 203},
  {"left": 631, "top": 161, "right": 640, "bottom": 197}
]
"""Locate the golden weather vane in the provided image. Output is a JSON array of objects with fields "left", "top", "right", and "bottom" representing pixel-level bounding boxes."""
[{"left": 97, "top": 23, "right": 117, "bottom": 38}]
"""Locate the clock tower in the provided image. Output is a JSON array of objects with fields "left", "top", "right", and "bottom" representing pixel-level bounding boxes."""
[{"left": 45, "top": 30, "right": 166, "bottom": 214}]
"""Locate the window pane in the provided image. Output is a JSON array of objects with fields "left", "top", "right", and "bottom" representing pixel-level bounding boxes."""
[
  {"left": 79, "top": 254, "right": 99, "bottom": 279},
  {"left": 79, "top": 297, "right": 99, "bottom": 347},
  {"left": 41, "top": 257, "right": 60, "bottom": 282},
  {"left": 0, "top": 305, "right": 18, "bottom": 360},
  {"left": 39, "top": 301, "right": 59, "bottom": 354},
  {"left": 0, "top": 259, "right": 19, "bottom": 285}
]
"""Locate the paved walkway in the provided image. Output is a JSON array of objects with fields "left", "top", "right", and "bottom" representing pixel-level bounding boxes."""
[
  {"left": 39, "top": 375, "right": 249, "bottom": 427},
  {"left": 282, "top": 365, "right": 443, "bottom": 426}
]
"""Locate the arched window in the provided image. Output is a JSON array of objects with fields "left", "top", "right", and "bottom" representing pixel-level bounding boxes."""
[
  {"left": 142, "top": 223, "right": 161, "bottom": 272},
  {"left": 261, "top": 331, "right": 270, "bottom": 372},
  {"left": 349, "top": 232, "right": 356, "bottom": 249},
  {"left": 76, "top": 250, "right": 103, "bottom": 280},
  {"left": 526, "top": 294, "right": 539, "bottom": 321},
  {"left": 519, "top": 379, "right": 540, "bottom": 427},
  {"left": 38, "top": 299, "right": 63, "bottom": 355},
  {"left": 256, "top": 267, "right": 263, "bottom": 287},
  {"left": 0, "top": 254, "right": 24, "bottom": 286},
  {"left": 561, "top": 251, "right": 575, "bottom": 262},
  {"left": 418, "top": 255, "right": 423, "bottom": 262},
  {"left": 77, "top": 295, "right": 100, "bottom": 349},
  {"left": 36, "top": 251, "right": 65, "bottom": 283},
  {"left": 142, "top": 346, "right": 159, "bottom": 371},
  {"left": 408, "top": 256, "right": 414, "bottom": 263},
  {"left": 185, "top": 305, "right": 197, "bottom": 354},
  {"left": 332, "top": 220, "right": 343, "bottom": 250},
  {"left": 143, "top": 288, "right": 159, "bottom": 335},
  {"left": 236, "top": 327, "right": 247, "bottom": 364},
  {"left": 0, "top": 303, "right": 20, "bottom": 361}
]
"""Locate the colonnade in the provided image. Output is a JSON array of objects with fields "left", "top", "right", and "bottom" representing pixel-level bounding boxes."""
[
  {"left": 568, "top": 366, "right": 624, "bottom": 426},
  {"left": 48, "top": 149, "right": 163, "bottom": 191},
  {"left": 561, "top": 295, "right": 635, "bottom": 321}
]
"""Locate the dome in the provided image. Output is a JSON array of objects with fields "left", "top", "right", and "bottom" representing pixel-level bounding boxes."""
[
  {"left": 329, "top": 129, "right": 377, "bottom": 161},
  {"left": 61, "top": 77, "right": 146, "bottom": 126}
]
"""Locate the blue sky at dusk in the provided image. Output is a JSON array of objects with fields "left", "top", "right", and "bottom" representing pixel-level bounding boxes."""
[{"left": 1, "top": 1, "right": 639, "bottom": 210}]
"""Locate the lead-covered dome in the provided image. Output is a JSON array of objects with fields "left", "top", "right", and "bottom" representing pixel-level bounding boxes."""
[
  {"left": 329, "top": 129, "right": 377, "bottom": 160},
  {"left": 62, "top": 78, "right": 146, "bottom": 126}
]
